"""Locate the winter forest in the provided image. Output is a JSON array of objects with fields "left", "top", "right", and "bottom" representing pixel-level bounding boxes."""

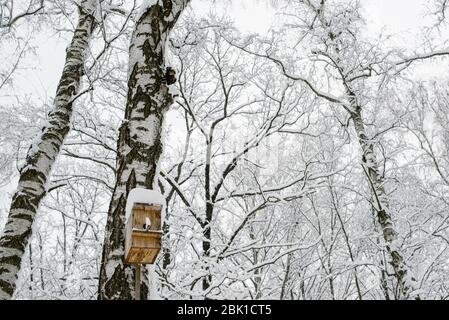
[{"left": 1, "top": 0, "right": 449, "bottom": 301}]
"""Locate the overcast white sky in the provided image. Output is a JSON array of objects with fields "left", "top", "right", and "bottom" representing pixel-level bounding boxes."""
[
  {"left": 230, "top": 0, "right": 432, "bottom": 35},
  {"left": 10, "top": 0, "right": 443, "bottom": 100}
]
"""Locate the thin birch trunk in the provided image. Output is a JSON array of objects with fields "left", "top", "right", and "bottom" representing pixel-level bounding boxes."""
[
  {"left": 98, "top": 0, "right": 190, "bottom": 300},
  {"left": 350, "top": 100, "right": 417, "bottom": 300},
  {"left": 297, "top": 0, "right": 418, "bottom": 300},
  {"left": 0, "top": 0, "right": 97, "bottom": 300}
]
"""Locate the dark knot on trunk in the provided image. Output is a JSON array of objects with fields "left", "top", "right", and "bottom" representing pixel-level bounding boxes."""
[{"left": 165, "top": 67, "right": 177, "bottom": 85}]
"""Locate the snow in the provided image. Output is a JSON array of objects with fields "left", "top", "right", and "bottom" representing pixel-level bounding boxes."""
[
  {"left": 168, "top": 84, "right": 180, "bottom": 97},
  {"left": 147, "top": 264, "right": 162, "bottom": 300},
  {"left": 128, "top": 111, "right": 158, "bottom": 143},
  {"left": 135, "top": 0, "right": 159, "bottom": 23},
  {"left": 145, "top": 217, "right": 151, "bottom": 230},
  {"left": 79, "top": 0, "right": 100, "bottom": 21},
  {"left": 125, "top": 188, "right": 166, "bottom": 220},
  {"left": 164, "top": 32, "right": 170, "bottom": 65}
]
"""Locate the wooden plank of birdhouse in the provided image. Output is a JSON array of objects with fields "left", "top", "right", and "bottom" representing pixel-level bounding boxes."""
[
  {"left": 135, "top": 265, "right": 141, "bottom": 300},
  {"left": 124, "top": 230, "right": 162, "bottom": 265},
  {"left": 131, "top": 231, "right": 162, "bottom": 248},
  {"left": 125, "top": 247, "right": 159, "bottom": 264}
]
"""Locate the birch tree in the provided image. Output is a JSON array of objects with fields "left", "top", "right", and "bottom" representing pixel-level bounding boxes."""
[
  {"left": 268, "top": 0, "right": 449, "bottom": 299},
  {"left": 0, "top": 0, "right": 99, "bottom": 299},
  {"left": 228, "top": 0, "right": 449, "bottom": 299},
  {"left": 98, "top": 0, "right": 191, "bottom": 300}
]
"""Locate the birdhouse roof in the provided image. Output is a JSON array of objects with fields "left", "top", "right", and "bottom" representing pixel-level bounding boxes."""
[{"left": 125, "top": 188, "right": 165, "bottom": 221}]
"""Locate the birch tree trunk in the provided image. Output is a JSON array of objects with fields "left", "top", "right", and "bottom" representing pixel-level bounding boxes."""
[
  {"left": 0, "top": 0, "right": 97, "bottom": 300},
  {"left": 98, "top": 0, "right": 190, "bottom": 300},
  {"left": 349, "top": 98, "right": 417, "bottom": 300}
]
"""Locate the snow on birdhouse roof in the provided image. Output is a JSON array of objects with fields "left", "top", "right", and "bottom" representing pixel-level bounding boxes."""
[{"left": 125, "top": 188, "right": 165, "bottom": 221}]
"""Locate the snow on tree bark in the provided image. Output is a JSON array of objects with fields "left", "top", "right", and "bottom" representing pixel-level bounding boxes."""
[
  {"left": 289, "top": 0, "right": 420, "bottom": 299},
  {"left": 349, "top": 96, "right": 418, "bottom": 300},
  {"left": 98, "top": 0, "right": 190, "bottom": 300},
  {"left": 0, "top": 0, "right": 98, "bottom": 300}
]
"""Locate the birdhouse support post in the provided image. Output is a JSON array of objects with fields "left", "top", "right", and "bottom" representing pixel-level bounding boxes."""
[
  {"left": 124, "top": 188, "right": 165, "bottom": 300},
  {"left": 135, "top": 264, "right": 141, "bottom": 301}
]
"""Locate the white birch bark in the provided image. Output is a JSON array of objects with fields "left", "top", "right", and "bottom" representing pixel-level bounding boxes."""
[
  {"left": 301, "top": 0, "right": 419, "bottom": 299},
  {"left": 349, "top": 97, "right": 418, "bottom": 299},
  {"left": 98, "top": 0, "right": 190, "bottom": 300},
  {"left": 0, "top": 0, "right": 98, "bottom": 300}
]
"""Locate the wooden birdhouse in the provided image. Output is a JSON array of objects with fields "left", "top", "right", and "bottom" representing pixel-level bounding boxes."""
[{"left": 124, "top": 188, "right": 165, "bottom": 265}]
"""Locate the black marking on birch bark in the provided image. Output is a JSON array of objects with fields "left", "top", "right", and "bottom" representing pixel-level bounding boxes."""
[
  {"left": 0, "top": 0, "right": 97, "bottom": 300},
  {"left": 98, "top": 0, "right": 190, "bottom": 300},
  {"left": 0, "top": 279, "right": 13, "bottom": 297},
  {"left": 165, "top": 67, "right": 177, "bottom": 85},
  {"left": 351, "top": 105, "right": 416, "bottom": 299},
  {"left": 0, "top": 255, "right": 21, "bottom": 268}
]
